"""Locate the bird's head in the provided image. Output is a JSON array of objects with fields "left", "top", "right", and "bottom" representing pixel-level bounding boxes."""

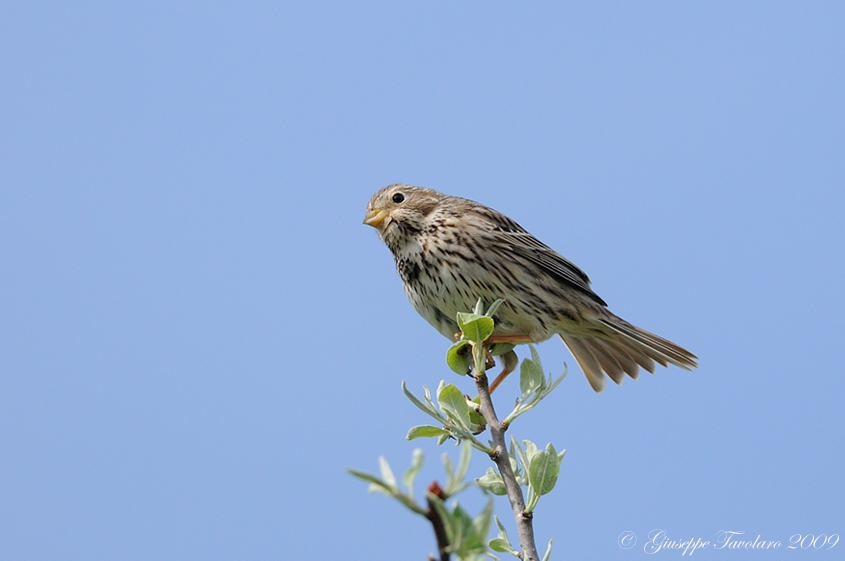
[{"left": 363, "top": 184, "right": 444, "bottom": 247}]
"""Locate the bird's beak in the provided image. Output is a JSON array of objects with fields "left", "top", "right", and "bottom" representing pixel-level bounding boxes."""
[{"left": 363, "top": 208, "right": 389, "bottom": 227}]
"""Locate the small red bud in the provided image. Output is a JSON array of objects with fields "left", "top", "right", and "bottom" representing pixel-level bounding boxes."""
[{"left": 427, "top": 481, "right": 445, "bottom": 499}]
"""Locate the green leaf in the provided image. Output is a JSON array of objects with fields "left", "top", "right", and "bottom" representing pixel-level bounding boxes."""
[
  {"left": 469, "top": 499, "right": 495, "bottom": 550},
  {"left": 475, "top": 467, "right": 507, "bottom": 495},
  {"left": 494, "top": 516, "right": 510, "bottom": 543},
  {"left": 442, "top": 453, "right": 454, "bottom": 479},
  {"left": 367, "top": 483, "right": 396, "bottom": 497},
  {"left": 511, "top": 437, "right": 529, "bottom": 481},
  {"left": 435, "top": 380, "right": 446, "bottom": 399},
  {"left": 529, "top": 343, "right": 543, "bottom": 374},
  {"left": 438, "top": 384, "right": 472, "bottom": 430},
  {"left": 450, "top": 503, "right": 477, "bottom": 554},
  {"left": 541, "top": 538, "right": 554, "bottom": 561},
  {"left": 527, "top": 443, "right": 561, "bottom": 497},
  {"left": 347, "top": 468, "right": 399, "bottom": 499},
  {"left": 519, "top": 358, "right": 544, "bottom": 401},
  {"left": 488, "top": 538, "right": 514, "bottom": 554},
  {"left": 378, "top": 456, "right": 398, "bottom": 491},
  {"left": 427, "top": 494, "right": 456, "bottom": 544},
  {"left": 441, "top": 446, "right": 474, "bottom": 498},
  {"left": 446, "top": 340, "right": 472, "bottom": 375},
  {"left": 346, "top": 468, "right": 389, "bottom": 489},
  {"left": 402, "top": 448, "right": 424, "bottom": 492},
  {"left": 502, "top": 354, "right": 569, "bottom": 427},
  {"left": 507, "top": 449, "right": 521, "bottom": 484},
  {"left": 456, "top": 313, "right": 495, "bottom": 343},
  {"left": 406, "top": 425, "right": 451, "bottom": 440},
  {"left": 523, "top": 439, "right": 538, "bottom": 460},
  {"left": 456, "top": 311, "right": 484, "bottom": 327},
  {"left": 348, "top": 466, "right": 429, "bottom": 516},
  {"left": 402, "top": 381, "right": 441, "bottom": 420},
  {"left": 434, "top": 498, "right": 491, "bottom": 558},
  {"left": 485, "top": 298, "right": 505, "bottom": 318},
  {"left": 455, "top": 441, "right": 472, "bottom": 483}
]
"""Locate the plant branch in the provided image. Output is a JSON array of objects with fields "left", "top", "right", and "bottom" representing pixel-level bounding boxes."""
[
  {"left": 425, "top": 483, "right": 451, "bottom": 561},
  {"left": 473, "top": 367, "right": 540, "bottom": 561}
]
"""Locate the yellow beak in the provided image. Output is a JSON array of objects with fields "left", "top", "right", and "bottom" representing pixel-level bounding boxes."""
[{"left": 363, "top": 209, "right": 389, "bottom": 227}]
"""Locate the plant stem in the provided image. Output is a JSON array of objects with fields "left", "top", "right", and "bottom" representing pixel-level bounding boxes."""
[
  {"left": 473, "top": 368, "right": 540, "bottom": 561},
  {"left": 425, "top": 482, "right": 451, "bottom": 561}
]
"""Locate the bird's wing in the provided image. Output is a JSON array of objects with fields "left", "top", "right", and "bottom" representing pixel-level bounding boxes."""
[
  {"left": 472, "top": 205, "right": 607, "bottom": 306},
  {"left": 497, "top": 231, "right": 607, "bottom": 306}
]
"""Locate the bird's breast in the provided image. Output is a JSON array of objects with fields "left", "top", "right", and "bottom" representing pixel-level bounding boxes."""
[{"left": 395, "top": 256, "right": 422, "bottom": 285}]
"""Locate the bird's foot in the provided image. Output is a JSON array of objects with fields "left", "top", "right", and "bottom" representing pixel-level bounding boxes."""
[{"left": 488, "top": 349, "right": 520, "bottom": 393}]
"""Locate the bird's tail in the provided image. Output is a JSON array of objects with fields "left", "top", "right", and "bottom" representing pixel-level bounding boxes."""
[{"left": 558, "top": 314, "right": 698, "bottom": 393}]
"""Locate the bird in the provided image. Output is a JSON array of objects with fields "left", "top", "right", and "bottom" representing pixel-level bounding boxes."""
[{"left": 363, "top": 184, "right": 697, "bottom": 393}]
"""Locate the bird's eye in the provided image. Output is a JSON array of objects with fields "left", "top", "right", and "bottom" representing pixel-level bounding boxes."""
[{"left": 392, "top": 193, "right": 405, "bottom": 204}]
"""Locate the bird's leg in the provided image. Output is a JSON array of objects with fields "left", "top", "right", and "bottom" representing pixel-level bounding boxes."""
[
  {"left": 454, "top": 332, "right": 534, "bottom": 390},
  {"left": 488, "top": 350, "right": 518, "bottom": 393},
  {"left": 484, "top": 335, "right": 534, "bottom": 393},
  {"left": 484, "top": 347, "right": 496, "bottom": 371},
  {"left": 486, "top": 335, "right": 534, "bottom": 344}
]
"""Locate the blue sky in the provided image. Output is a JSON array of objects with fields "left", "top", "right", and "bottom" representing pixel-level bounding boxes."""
[{"left": 1, "top": 2, "right": 843, "bottom": 559}]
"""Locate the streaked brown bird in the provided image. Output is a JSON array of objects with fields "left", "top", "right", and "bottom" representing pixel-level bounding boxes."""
[{"left": 363, "top": 184, "right": 697, "bottom": 393}]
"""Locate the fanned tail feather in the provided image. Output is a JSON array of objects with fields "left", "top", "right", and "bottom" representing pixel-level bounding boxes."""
[
  {"left": 559, "top": 334, "right": 607, "bottom": 393},
  {"left": 558, "top": 314, "right": 698, "bottom": 393}
]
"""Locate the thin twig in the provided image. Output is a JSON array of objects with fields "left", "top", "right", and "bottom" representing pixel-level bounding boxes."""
[{"left": 473, "top": 369, "right": 540, "bottom": 561}]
